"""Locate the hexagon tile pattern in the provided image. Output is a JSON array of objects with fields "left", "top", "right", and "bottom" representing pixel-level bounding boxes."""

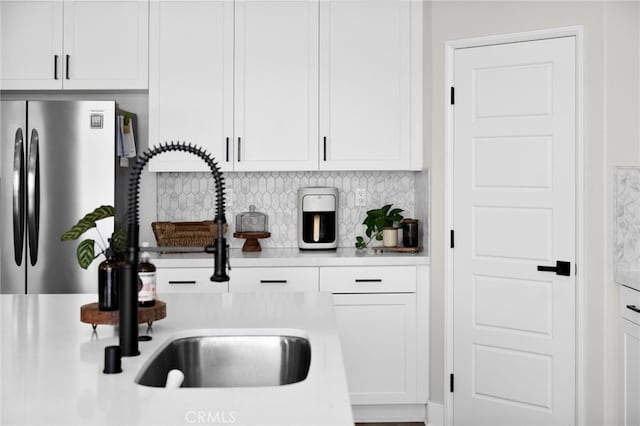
[{"left": 157, "top": 171, "right": 427, "bottom": 249}]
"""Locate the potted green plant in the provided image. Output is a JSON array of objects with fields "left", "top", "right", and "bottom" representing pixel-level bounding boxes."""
[
  {"left": 355, "top": 204, "right": 404, "bottom": 249},
  {"left": 61, "top": 205, "right": 127, "bottom": 310}
]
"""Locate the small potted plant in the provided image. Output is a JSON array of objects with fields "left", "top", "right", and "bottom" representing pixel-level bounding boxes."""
[
  {"left": 355, "top": 204, "right": 404, "bottom": 249},
  {"left": 61, "top": 205, "right": 127, "bottom": 310}
]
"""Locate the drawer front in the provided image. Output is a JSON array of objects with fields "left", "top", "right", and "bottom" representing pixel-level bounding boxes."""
[
  {"left": 622, "top": 284, "right": 640, "bottom": 326},
  {"left": 157, "top": 268, "right": 228, "bottom": 293},
  {"left": 229, "top": 267, "right": 319, "bottom": 292},
  {"left": 320, "top": 266, "right": 416, "bottom": 293}
]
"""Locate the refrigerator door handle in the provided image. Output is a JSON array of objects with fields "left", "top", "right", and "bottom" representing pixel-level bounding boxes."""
[
  {"left": 27, "top": 129, "right": 40, "bottom": 266},
  {"left": 12, "top": 128, "right": 25, "bottom": 266}
]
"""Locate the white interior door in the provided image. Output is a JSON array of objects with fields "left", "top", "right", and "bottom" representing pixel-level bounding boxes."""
[{"left": 452, "top": 36, "right": 576, "bottom": 426}]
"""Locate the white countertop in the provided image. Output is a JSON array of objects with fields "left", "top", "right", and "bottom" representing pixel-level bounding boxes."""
[
  {"left": 152, "top": 247, "right": 430, "bottom": 268},
  {"left": 1, "top": 293, "right": 353, "bottom": 426}
]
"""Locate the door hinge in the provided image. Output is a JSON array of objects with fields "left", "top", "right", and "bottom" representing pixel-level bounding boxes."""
[
  {"left": 450, "top": 230, "right": 455, "bottom": 248},
  {"left": 450, "top": 373, "right": 454, "bottom": 392},
  {"left": 450, "top": 87, "right": 455, "bottom": 105}
]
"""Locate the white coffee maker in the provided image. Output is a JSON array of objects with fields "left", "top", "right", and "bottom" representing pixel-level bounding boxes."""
[{"left": 297, "top": 187, "right": 338, "bottom": 250}]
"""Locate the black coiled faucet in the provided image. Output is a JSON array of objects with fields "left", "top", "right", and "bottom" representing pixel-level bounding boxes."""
[{"left": 119, "top": 142, "right": 229, "bottom": 357}]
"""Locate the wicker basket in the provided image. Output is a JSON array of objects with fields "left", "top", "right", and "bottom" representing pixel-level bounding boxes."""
[{"left": 152, "top": 221, "right": 228, "bottom": 247}]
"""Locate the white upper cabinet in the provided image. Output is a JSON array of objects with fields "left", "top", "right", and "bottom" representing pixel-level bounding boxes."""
[
  {"left": 319, "top": 0, "right": 422, "bottom": 171},
  {"left": 62, "top": 0, "right": 148, "bottom": 90},
  {"left": 149, "top": 0, "right": 319, "bottom": 172},
  {"left": 148, "top": 0, "right": 234, "bottom": 171},
  {"left": 147, "top": 0, "right": 422, "bottom": 172},
  {"left": 233, "top": 0, "right": 319, "bottom": 171},
  {"left": 0, "top": 0, "right": 148, "bottom": 90},
  {"left": 0, "top": 1, "right": 63, "bottom": 90}
]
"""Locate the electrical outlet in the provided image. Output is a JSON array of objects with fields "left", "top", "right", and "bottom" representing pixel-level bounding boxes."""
[
  {"left": 355, "top": 188, "right": 366, "bottom": 207},
  {"left": 226, "top": 188, "right": 235, "bottom": 208}
]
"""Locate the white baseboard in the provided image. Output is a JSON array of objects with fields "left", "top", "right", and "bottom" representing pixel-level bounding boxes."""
[
  {"left": 352, "top": 404, "right": 427, "bottom": 423},
  {"left": 427, "top": 401, "right": 444, "bottom": 426}
]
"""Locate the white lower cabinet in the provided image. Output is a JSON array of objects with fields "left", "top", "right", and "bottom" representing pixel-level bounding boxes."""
[
  {"left": 320, "top": 265, "right": 425, "bottom": 406},
  {"left": 621, "top": 285, "right": 640, "bottom": 426},
  {"left": 229, "top": 267, "right": 318, "bottom": 292},
  {"left": 331, "top": 293, "right": 417, "bottom": 404}
]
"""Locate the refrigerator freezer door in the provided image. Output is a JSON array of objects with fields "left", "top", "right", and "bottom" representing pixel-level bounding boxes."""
[
  {"left": 26, "top": 101, "right": 115, "bottom": 293},
  {"left": 1, "top": 101, "right": 27, "bottom": 293}
]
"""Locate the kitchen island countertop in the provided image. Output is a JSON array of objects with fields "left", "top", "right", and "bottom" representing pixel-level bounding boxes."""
[{"left": 1, "top": 292, "right": 353, "bottom": 426}]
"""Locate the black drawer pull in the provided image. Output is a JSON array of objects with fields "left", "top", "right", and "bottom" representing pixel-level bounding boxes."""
[
  {"left": 260, "top": 280, "right": 287, "bottom": 284},
  {"left": 169, "top": 280, "right": 196, "bottom": 285},
  {"left": 355, "top": 279, "right": 382, "bottom": 283},
  {"left": 627, "top": 305, "right": 640, "bottom": 314}
]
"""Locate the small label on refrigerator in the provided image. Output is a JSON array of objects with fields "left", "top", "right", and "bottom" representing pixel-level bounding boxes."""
[{"left": 90, "top": 113, "right": 103, "bottom": 129}]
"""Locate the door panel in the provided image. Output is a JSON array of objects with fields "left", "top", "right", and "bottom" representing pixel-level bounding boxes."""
[
  {"left": 319, "top": 0, "right": 411, "bottom": 170},
  {"left": 0, "top": 1, "right": 63, "bottom": 90},
  {"left": 63, "top": 0, "right": 148, "bottom": 89},
  {"left": 453, "top": 37, "right": 576, "bottom": 426},
  {"left": 234, "top": 0, "right": 318, "bottom": 171},
  {"left": 148, "top": 0, "right": 233, "bottom": 172},
  {"left": 1, "top": 101, "right": 27, "bottom": 293},
  {"left": 26, "top": 101, "right": 115, "bottom": 294}
]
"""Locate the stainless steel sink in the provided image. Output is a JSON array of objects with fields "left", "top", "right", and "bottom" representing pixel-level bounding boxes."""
[{"left": 135, "top": 333, "right": 311, "bottom": 388}]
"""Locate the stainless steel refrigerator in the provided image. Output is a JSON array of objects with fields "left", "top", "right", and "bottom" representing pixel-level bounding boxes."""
[{"left": 1, "top": 100, "right": 118, "bottom": 294}]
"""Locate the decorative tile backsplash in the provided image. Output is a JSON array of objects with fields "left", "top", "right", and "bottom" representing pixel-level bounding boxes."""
[
  {"left": 157, "top": 171, "right": 427, "bottom": 249},
  {"left": 616, "top": 167, "right": 640, "bottom": 272}
]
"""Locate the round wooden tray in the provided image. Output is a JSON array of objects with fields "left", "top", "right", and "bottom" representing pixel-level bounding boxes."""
[{"left": 80, "top": 300, "right": 166, "bottom": 330}]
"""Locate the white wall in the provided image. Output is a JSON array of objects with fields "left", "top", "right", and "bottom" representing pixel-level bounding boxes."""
[{"left": 426, "top": 2, "right": 640, "bottom": 425}]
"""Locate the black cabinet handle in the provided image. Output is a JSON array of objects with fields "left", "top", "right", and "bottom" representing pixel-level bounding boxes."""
[
  {"left": 54, "top": 55, "right": 58, "bottom": 80},
  {"left": 537, "top": 260, "right": 571, "bottom": 276},
  {"left": 355, "top": 279, "right": 382, "bottom": 283},
  {"left": 169, "top": 280, "right": 196, "bottom": 285},
  {"left": 627, "top": 305, "right": 640, "bottom": 314},
  {"left": 323, "top": 136, "right": 327, "bottom": 161},
  {"left": 260, "top": 280, "right": 287, "bottom": 284},
  {"left": 225, "top": 137, "right": 230, "bottom": 162},
  {"left": 237, "top": 137, "right": 241, "bottom": 162},
  {"left": 65, "top": 55, "right": 70, "bottom": 79}
]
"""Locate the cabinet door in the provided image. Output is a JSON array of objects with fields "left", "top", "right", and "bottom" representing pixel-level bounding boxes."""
[
  {"left": 233, "top": 0, "right": 319, "bottom": 171},
  {"left": 319, "top": 0, "right": 415, "bottom": 171},
  {"left": 0, "top": 1, "right": 63, "bottom": 90},
  {"left": 332, "top": 293, "right": 417, "bottom": 404},
  {"left": 621, "top": 318, "right": 640, "bottom": 426},
  {"left": 148, "top": 0, "right": 233, "bottom": 172},
  {"left": 62, "top": 0, "right": 148, "bottom": 90}
]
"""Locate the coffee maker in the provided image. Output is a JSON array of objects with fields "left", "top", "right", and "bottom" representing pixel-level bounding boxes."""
[{"left": 297, "top": 187, "right": 338, "bottom": 250}]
